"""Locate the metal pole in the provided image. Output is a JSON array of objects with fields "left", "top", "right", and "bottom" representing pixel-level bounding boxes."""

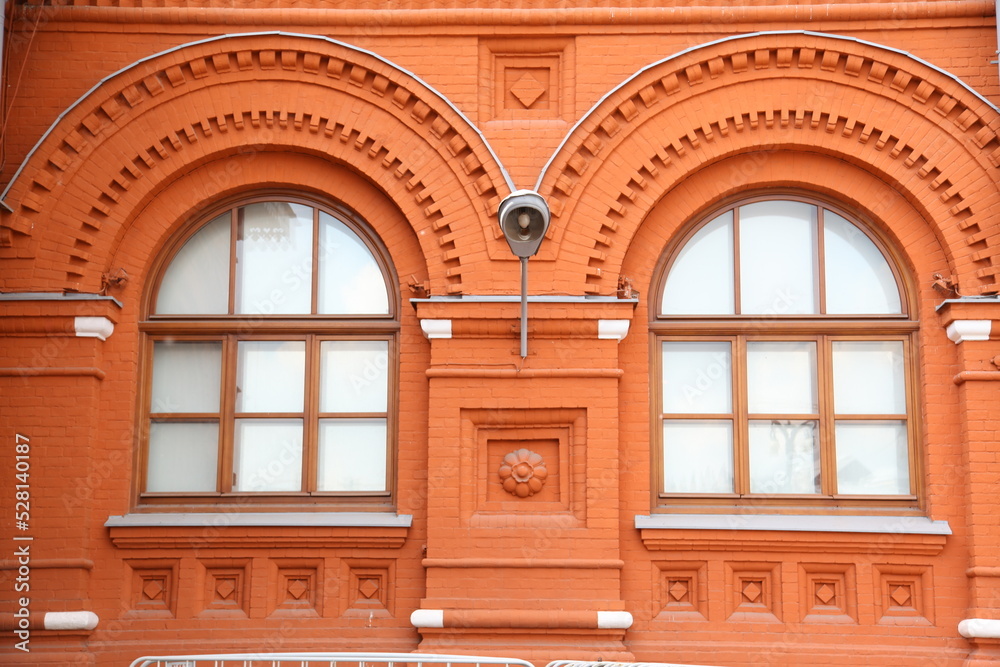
[{"left": 520, "top": 256, "right": 528, "bottom": 359}]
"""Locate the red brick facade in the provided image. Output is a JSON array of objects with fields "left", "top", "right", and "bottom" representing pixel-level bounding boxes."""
[{"left": 1, "top": 2, "right": 999, "bottom": 665}]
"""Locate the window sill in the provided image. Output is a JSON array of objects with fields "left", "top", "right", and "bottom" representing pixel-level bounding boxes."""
[
  {"left": 106, "top": 512, "right": 412, "bottom": 549},
  {"left": 635, "top": 513, "right": 950, "bottom": 556}
]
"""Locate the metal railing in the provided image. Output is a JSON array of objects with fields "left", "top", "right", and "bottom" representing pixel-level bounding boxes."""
[
  {"left": 129, "top": 652, "right": 537, "bottom": 667},
  {"left": 547, "top": 662, "right": 722, "bottom": 667}
]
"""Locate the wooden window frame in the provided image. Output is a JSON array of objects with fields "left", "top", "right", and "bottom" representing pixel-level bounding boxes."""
[
  {"left": 136, "top": 194, "right": 400, "bottom": 512},
  {"left": 650, "top": 193, "right": 922, "bottom": 514}
]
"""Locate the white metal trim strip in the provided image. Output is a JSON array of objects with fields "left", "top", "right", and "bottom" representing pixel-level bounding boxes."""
[{"left": 635, "top": 513, "right": 952, "bottom": 535}]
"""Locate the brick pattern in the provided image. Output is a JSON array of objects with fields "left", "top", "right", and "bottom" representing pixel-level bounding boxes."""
[
  {"left": 270, "top": 561, "right": 322, "bottom": 617},
  {"left": 126, "top": 560, "right": 178, "bottom": 618},
  {"left": 0, "top": 3, "right": 998, "bottom": 665},
  {"left": 538, "top": 32, "right": 1000, "bottom": 295},
  {"left": 653, "top": 561, "right": 707, "bottom": 620},
  {"left": 874, "top": 564, "right": 934, "bottom": 626},
  {"left": 342, "top": 559, "right": 395, "bottom": 617},
  {"left": 2, "top": 34, "right": 511, "bottom": 294},
  {"left": 200, "top": 560, "right": 251, "bottom": 617}
]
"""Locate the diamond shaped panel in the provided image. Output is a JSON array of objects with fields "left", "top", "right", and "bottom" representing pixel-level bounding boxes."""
[
  {"left": 142, "top": 579, "right": 164, "bottom": 601},
  {"left": 815, "top": 583, "right": 836, "bottom": 605},
  {"left": 287, "top": 578, "right": 309, "bottom": 601},
  {"left": 510, "top": 73, "right": 546, "bottom": 108},
  {"left": 359, "top": 578, "right": 380, "bottom": 600},
  {"left": 669, "top": 580, "right": 689, "bottom": 602},
  {"left": 742, "top": 580, "right": 763, "bottom": 603},
  {"left": 215, "top": 577, "right": 236, "bottom": 601},
  {"left": 890, "top": 584, "right": 913, "bottom": 607}
]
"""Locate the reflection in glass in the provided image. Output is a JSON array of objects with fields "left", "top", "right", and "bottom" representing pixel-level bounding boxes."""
[
  {"left": 151, "top": 341, "right": 222, "bottom": 413},
  {"left": 236, "top": 341, "right": 305, "bottom": 413},
  {"left": 825, "top": 211, "right": 901, "bottom": 314},
  {"left": 318, "top": 418, "right": 388, "bottom": 491},
  {"left": 746, "top": 341, "right": 817, "bottom": 414},
  {"left": 740, "top": 200, "right": 817, "bottom": 314},
  {"left": 662, "top": 420, "right": 733, "bottom": 493},
  {"left": 833, "top": 341, "right": 905, "bottom": 414},
  {"left": 236, "top": 202, "right": 313, "bottom": 315},
  {"left": 661, "top": 211, "right": 734, "bottom": 315},
  {"left": 748, "top": 420, "right": 820, "bottom": 494},
  {"left": 835, "top": 421, "right": 909, "bottom": 495},
  {"left": 320, "top": 340, "right": 389, "bottom": 413},
  {"left": 662, "top": 341, "right": 732, "bottom": 414},
  {"left": 319, "top": 213, "right": 390, "bottom": 315},
  {"left": 147, "top": 422, "right": 218, "bottom": 492},
  {"left": 233, "top": 419, "right": 303, "bottom": 492},
  {"left": 155, "top": 213, "right": 231, "bottom": 315}
]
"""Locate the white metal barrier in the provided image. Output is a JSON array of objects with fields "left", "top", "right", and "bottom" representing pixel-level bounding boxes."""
[
  {"left": 129, "top": 652, "right": 537, "bottom": 667},
  {"left": 128, "top": 654, "right": 726, "bottom": 667},
  {"left": 546, "top": 662, "right": 722, "bottom": 667}
]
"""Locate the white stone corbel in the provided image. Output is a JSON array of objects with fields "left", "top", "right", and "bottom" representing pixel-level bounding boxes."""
[
  {"left": 945, "top": 319, "right": 991, "bottom": 344},
  {"left": 43, "top": 611, "right": 99, "bottom": 631},
  {"left": 410, "top": 609, "right": 445, "bottom": 628},
  {"left": 959, "top": 617, "right": 1000, "bottom": 639},
  {"left": 420, "top": 319, "right": 452, "bottom": 340},
  {"left": 597, "top": 319, "right": 630, "bottom": 342},
  {"left": 597, "top": 610, "right": 633, "bottom": 629},
  {"left": 74, "top": 316, "right": 114, "bottom": 341}
]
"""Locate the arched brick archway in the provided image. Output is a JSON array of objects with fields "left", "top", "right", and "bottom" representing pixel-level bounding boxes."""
[
  {"left": 0, "top": 32, "right": 514, "bottom": 295},
  {"left": 538, "top": 31, "right": 1000, "bottom": 296}
]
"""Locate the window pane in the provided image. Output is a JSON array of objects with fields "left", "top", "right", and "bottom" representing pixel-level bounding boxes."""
[
  {"left": 662, "top": 420, "right": 733, "bottom": 493},
  {"left": 151, "top": 341, "right": 222, "bottom": 413},
  {"left": 318, "top": 213, "right": 390, "bottom": 315},
  {"left": 740, "top": 200, "right": 817, "bottom": 315},
  {"left": 835, "top": 422, "right": 909, "bottom": 495},
  {"left": 661, "top": 210, "right": 734, "bottom": 315},
  {"left": 749, "top": 420, "right": 820, "bottom": 494},
  {"left": 155, "top": 213, "right": 231, "bottom": 315},
  {"left": 662, "top": 341, "right": 731, "bottom": 414},
  {"left": 233, "top": 419, "right": 303, "bottom": 492},
  {"left": 746, "top": 341, "right": 817, "bottom": 414},
  {"left": 236, "top": 202, "right": 313, "bottom": 315},
  {"left": 824, "top": 211, "right": 901, "bottom": 314},
  {"left": 320, "top": 340, "right": 389, "bottom": 413},
  {"left": 833, "top": 341, "right": 906, "bottom": 414},
  {"left": 318, "top": 418, "right": 388, "bottom": 491},
  {"left": 146, "top": 422, "right": 218, "bottom": 492},
  {"left": 236, "top": 341, "right": 305, "bottom": 413}
]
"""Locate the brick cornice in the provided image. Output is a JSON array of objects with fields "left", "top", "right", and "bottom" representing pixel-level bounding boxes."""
[
  {"left": 1, "top": 33, "right": 512, "bottom": 294},
  {"left": 14, "top": 2, "right": 996, "bottom": 28},
  {"left": 539, "top": 31, "right": 1000, "bottom": 295}
]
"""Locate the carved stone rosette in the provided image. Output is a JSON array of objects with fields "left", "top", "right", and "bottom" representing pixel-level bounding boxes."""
[{"left": 498, "top": 448, "right": 548, "bottom": 498}]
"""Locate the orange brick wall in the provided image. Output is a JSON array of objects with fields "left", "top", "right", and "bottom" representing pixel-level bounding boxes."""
[{"left": 1, "top": 2, "right": 998, "bottom": 665}]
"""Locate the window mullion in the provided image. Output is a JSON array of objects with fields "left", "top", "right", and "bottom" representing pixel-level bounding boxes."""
[
  {"left": 228, "top": 208, "right": 238, "bottom": 315},
  {"left": 904, "top": 337, "right": 918, "bottom": 496},
  {"left": 733, "top": 206, "right": 742, "bottom": 315},
  {"left": 385, "top": 334, "right": 398, "bottom": 495},
  {"left": 219, "top": 334, "right": 238, "bottom": 494},
  {"left": 817, "top": 335, "right": 837, "bottom": 496},
  {"left": 733, "top": 336, "right": 748, "bottom": 496},
  {"left": 303, "top": 334, "right": 320, "bottom": 494},
  {"left": 653, "top": 337, "right": 666, "bottom": 497},
  {"left": 817, "top": 207, "right": 827, "bottom": 315},
  {"left": 311, "top": 207, "right": 320, "bottom": 315}
]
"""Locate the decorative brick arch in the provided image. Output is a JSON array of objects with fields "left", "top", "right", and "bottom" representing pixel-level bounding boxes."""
[
  {"left": 0, "top": 32, "right": 514, "bottom": 294},
  {"left": 538, "top": 31, "right": 1000, "bottom": 296}
]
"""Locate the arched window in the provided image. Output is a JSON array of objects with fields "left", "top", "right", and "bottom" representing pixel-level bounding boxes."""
[
  {"left": 140, "top": 195, "right": 397, "bottom": 507},
  {"left": 653, "top": 196, "right": 917, "bottom": 508}
]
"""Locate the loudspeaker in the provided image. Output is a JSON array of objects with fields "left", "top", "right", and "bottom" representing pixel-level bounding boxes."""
[{"left": 497, "top": 190, "right": 550, "bottom": 258}]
